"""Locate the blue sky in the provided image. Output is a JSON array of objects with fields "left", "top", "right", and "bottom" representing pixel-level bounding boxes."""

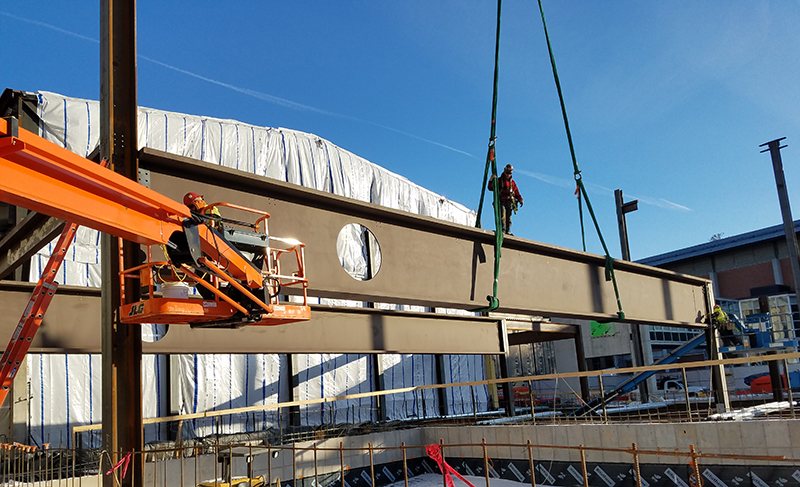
[{"left": 2, "top": 1, "right": 800, "bottom": 260}]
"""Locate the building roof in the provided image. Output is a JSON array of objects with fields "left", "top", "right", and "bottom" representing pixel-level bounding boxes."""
[{"left": 638, "top": 220, "right": 800, "bottom": 267}]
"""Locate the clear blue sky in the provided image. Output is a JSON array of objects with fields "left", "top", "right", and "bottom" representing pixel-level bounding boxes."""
[{"left": 2, "top": 2, "right": 800, "bottom": 260}]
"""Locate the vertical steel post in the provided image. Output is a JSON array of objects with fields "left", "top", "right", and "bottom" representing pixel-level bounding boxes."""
[
  {"left": 572, "top": 332, "right": 590, "bottom": 403},
  {"left": 100, "top": 1, "right": 143, "bottom": 486},
  {"left": 785, "top": 359, "right": 795, "bottom": 419},
  {"left": 615, "top": 189, "right": 651, "bottom": 403},
  {"left": 761, "top": 138, "right": 800, "bottom": 317},
  {"left": 681, "top": 367, "right": 692, "bottom": 421},
  {"left": 762, "top": 139, "right": 800, "bottom": 402},
  {"left": 598, "top": 374, "right": 608, "bottom": 424}
]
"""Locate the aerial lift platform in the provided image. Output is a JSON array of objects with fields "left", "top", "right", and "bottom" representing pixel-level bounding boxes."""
[{"left": 0, "top": 115, "right": 310, "bottom": 404}]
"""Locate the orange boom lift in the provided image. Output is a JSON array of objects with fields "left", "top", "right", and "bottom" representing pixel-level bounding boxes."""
[{"left": 0, "top": 116, "right": 310, "bottom": 329}]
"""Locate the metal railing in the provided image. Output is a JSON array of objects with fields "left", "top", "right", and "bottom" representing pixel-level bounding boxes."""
[
  {"left": 2, "top": 436, "right": 798, "bottom": 487},
  {"left": 59, "top": 352, "right": 800, "bottom": 456}
]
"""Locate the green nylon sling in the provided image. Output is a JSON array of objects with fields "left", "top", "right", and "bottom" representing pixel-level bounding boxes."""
[
  {"left": 475, "top": 0, "right": 504, "bottom": 312},
  {"left": 537, "top": 0, "right": 625, "bottom": 320}
]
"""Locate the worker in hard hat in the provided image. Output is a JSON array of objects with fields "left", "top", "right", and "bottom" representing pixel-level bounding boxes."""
[
  {"left": 183, "top": 192, "right": 222, "bottom": 230},
  {"left": 709, "top": 304, "right": 743, "bottom": 347},
  {"left": 488, "top": 164, "right": 523, "bottom": 235}
]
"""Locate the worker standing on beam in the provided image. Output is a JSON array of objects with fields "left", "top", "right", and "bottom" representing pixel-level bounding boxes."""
[
  {"left": 709, "top": 304, "right": 743, "bottom": 348},
  {"left": 488, "top": 164, "right": 523, "bottom": 235}
]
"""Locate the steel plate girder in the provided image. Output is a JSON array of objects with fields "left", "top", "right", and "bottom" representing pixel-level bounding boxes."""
[
  {"left": 0, "top": 282, "right": 506, "bottom": 354},
  {"left": 140, "top": 148, "right": 710, "bottom": 329}
]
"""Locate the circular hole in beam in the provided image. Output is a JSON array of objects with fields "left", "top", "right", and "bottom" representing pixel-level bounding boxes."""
[{"left": 336, "top": 223, "right": 382, "bottom": 281}]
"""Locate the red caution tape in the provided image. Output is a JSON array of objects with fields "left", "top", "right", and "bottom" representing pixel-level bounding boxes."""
[
  {"left": 106, "top": 452, "right": 132, "bottom": 479},
  {"left": 425, "top": 445, "right": 476, "bottom": 487}
]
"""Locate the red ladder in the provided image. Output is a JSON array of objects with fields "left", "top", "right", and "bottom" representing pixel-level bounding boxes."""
[
  {"left": 0, "top": 158, "right": 109, "bottom": 407},
  {"left": 0, "top": 221, "right": 79, "bottom": 406}
]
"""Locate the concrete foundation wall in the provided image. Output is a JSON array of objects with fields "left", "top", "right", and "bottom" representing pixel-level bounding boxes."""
[
  {"left": 124, "top": 420, "right": 799, "bottom": 485},
  {"left": 421, "top": 420, "right": 800, "bottom": 466}
]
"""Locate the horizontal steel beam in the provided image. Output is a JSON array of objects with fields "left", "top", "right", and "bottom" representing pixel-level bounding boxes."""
[
  {"left": 140, "top": 148, "right": 711, "bottom": 329},
  {"left": 0, "top": 282, "right": 506, "bottom": 354},
  {"left": 0, "top": 212, "right": 63, "bottom": 280}
]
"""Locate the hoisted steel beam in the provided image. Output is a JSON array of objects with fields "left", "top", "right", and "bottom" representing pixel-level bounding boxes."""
[
  {"left": 0, "top": 282, "right": 507, "bottom": 355},
  {"left": 140, "top": 148, "right": 712, "bottom": 329}
]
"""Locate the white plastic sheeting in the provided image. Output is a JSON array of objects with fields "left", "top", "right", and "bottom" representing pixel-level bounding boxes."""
[
  {"left": 171, "top": 354, "right": 287, "bottom": 439},
  {"left": 29, "top": 354, "right": 168, "bottom": 448},
  {"left": 381, "top": 354, "right": 439, "bottom": 420},
  {"left": 292, "top": 354, "right": 377, "bottom": 425},
  {"left": 25, "top": 91, "right": 487, "bottom": 446}
]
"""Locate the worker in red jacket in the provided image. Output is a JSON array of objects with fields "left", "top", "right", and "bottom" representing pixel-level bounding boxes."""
[{"left": 488, "top": 164, "right": 523, "bottom": 235}]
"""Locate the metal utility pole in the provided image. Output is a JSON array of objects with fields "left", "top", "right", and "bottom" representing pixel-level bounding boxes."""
[
  {"left": 761, "top": 138, "right": 800, "bottom": 312},
  {"left": 761, "top": 138, "right": 800, "bottom": 402},
  {"left": 615, "top": 189, "right": 653, "bottom": 402},
  {"left": 101, "top": 1, "right": 143, "bottom": 485}
]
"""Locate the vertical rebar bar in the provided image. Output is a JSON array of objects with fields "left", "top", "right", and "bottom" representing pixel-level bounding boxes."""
[
  {"left": 481, "top": 438, "right": 490, "bottom": 487},
  {"left": 314, "top": 443, "right": 319, "bottom": 487},
  {"left": 440, "top": 439, "right": 447, "bottom": 487},
  {"left": 97, "top": 451, "right": 103, "bottom": 487},
  {"left": 598, "top": 374, "right": 608, "bottom": 424},
  {"left": 267, "top": 445, "right": 272, "bottom": 487},
  {"left": 526, "top": 440, "right": 535, "bottom": 487},
  {"left": 681, "top": 367, "right": 692, "bottom": 421},
  {"left": 340, "top": 441, "right": 346, "bottom": 487},
  {"left": 368, "top": 443, "right": 375, "bottom": 487},
  {"left": 631, "top": 443, "right": 641, "bottom": 487},
  {"left": 180, "top": 446, "right": 185, "bottom": 487},
  {"left": 402, "top": 442, "right": 408, "bottom": 487},
  {"left": 690, "top": 445, "right": 701, "bottom": 487},
  {"left": 579, "top": 445, "right": 588, "bottom": 487},
  {"left": 229, "top": 443, "right": 234, "bottom": 485},
  {"left": 214, "top": 436, "right": 219, "bottom": 487},
  {"left": 293, "top": 442, "right": 297, "bottom": 487}
]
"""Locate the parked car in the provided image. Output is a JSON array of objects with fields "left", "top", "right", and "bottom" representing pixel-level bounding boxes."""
[{"left": 658, "top": 378, "right": 708, "bottom": 398}]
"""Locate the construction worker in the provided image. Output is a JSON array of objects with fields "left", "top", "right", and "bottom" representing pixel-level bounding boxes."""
[
  {"left": 709, "top": 304, "right": 743, "bottom": 347},
  {"left": 488, "top": 164, "right": 523, "bottom": 234},
  {"left": 183, "top": 192, "right": 222, "bottom": 230}
]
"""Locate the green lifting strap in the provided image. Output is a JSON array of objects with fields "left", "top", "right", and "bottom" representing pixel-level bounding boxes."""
[
  {"left": 475, "top": 0, "right": 504, "bottom": 312},
  {"left": 537, "top": 0, "right": 625, "bottom": 320}
]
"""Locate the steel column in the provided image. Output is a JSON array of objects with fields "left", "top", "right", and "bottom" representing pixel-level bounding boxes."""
[{"left": 100, "top": 1, "right": 142, "bottom": 485}]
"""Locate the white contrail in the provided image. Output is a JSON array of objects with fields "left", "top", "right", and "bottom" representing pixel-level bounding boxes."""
[
  {"left": 518, "top": 169, "right": 692, "bottom": 212},
  {"left": 1, "top": 10, "right": 473, "bottom": 158}
]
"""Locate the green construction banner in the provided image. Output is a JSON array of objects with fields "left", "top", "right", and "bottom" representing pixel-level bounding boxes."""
[{"left": 590, "top": 321, "right": 615, "bottom": 337}]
